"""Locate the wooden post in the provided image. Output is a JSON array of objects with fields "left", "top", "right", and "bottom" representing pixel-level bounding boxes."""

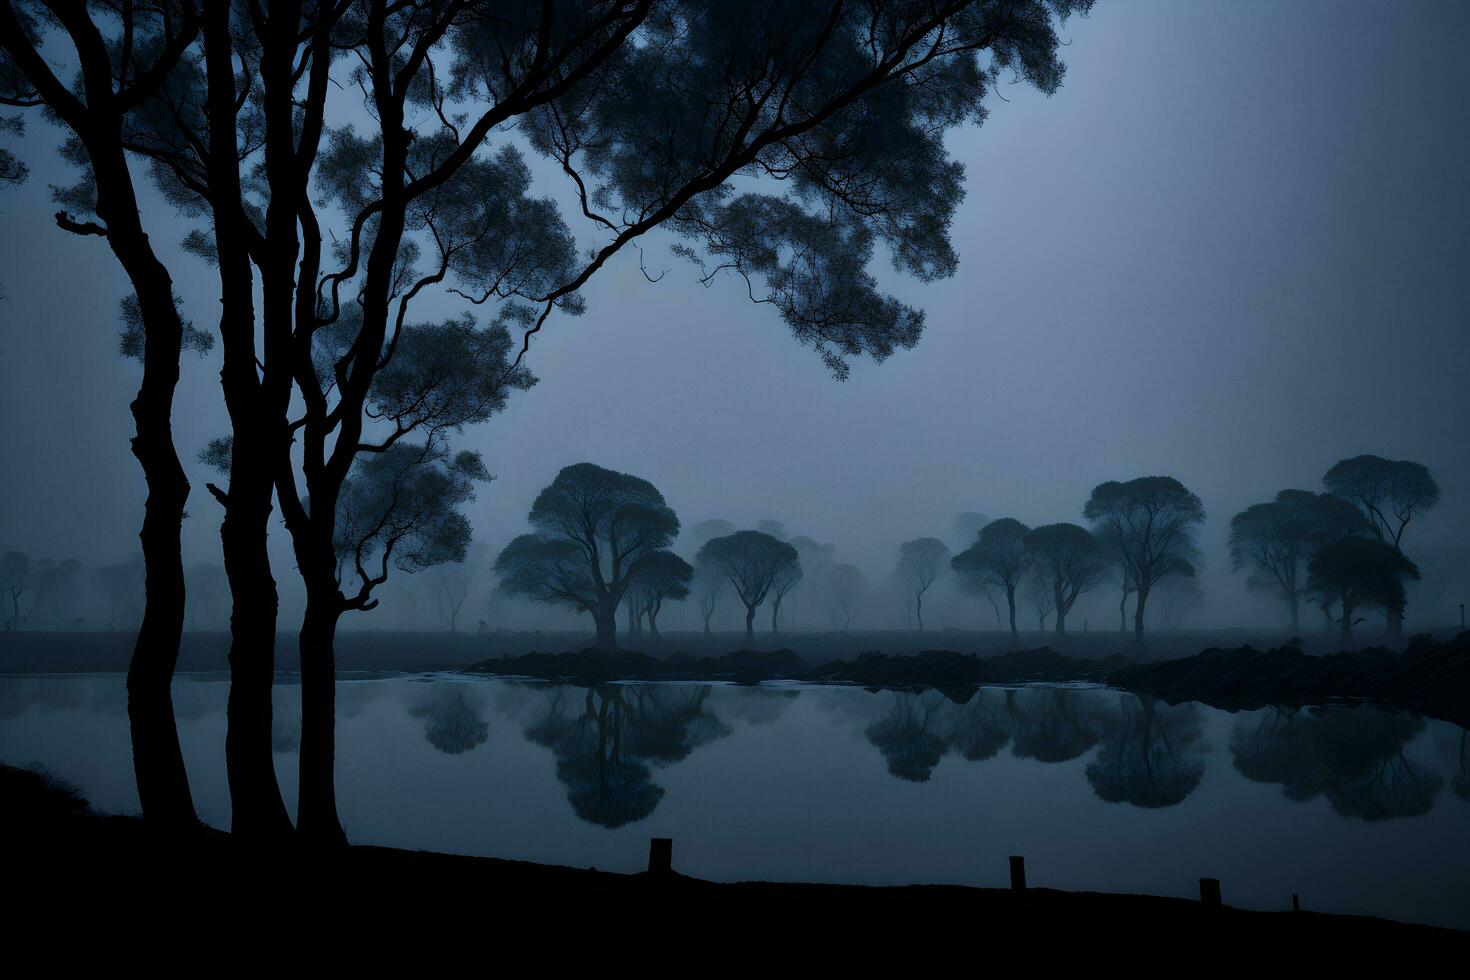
[
  {"left": 1009, "top": 855, "right": 1027, "bottom": 891},
  {"left": 1199, "top": 877, "right": 1221, "bottom": 907},
  {"left": 1292, "top": 893, "right": 1300, "bottom": 912},
  {"left": 648, "top": 837, "right": 673, "bottom": 876}
]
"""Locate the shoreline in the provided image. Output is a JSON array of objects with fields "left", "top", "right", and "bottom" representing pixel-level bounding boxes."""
[{"left": 4, "top": 764, "right": 1464, "bottom": 942}]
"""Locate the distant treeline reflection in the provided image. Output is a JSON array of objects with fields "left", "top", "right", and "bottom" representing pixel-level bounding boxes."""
[{"left": 2, "top": 678, "right": 1461, "bottom": 828}]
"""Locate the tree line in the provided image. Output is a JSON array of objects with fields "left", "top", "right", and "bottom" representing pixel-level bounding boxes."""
[{"left": 1, "top": 1, "right": 1088, "bottom": 841}]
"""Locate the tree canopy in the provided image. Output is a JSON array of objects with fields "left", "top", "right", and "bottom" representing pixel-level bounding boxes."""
[
  {"left": 1306, "top": 537, "right": 1420, "bottom": 647},
  {"left": 496, "top": 462, "right": 679, "bottom": 649},
  {"left": 1228, "top": 489, "right": 1366, "bottom": 633},
  {"left": 951, "top": 517, "right": 1030, "bottom": 640},
  {"left": 1084, "top": 476, "right": 1204, "bottom": 643},
  {"left": 696, "top": 530, "right": 799, "bottom": 642}
]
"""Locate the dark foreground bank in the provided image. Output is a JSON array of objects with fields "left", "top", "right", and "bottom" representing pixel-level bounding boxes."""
[{"left": 4, "top": 765, "right": 1463, "bottom": 948}]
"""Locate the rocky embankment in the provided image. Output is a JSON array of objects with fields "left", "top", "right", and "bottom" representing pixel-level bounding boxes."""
[{"left": 465, "top": 631, "right": 1470, "bottom": 727}]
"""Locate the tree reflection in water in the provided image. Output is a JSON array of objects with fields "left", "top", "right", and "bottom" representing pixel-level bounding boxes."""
[
  {"left": 409, "top": 684, "right": 490, "bottom": 755},
  {"left": 525, "top": 686, "right": 732, "bottom": 828},
  {"left": 1085, "top": 696, "right": 1206, "bottom": 809},
  {"left": 1230, "top": 705, "right": 1443, "bottom": 820}
]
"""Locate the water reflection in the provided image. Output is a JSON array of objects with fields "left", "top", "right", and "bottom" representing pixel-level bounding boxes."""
[
  {"left": 1230, "top": 706, "right": 1443, "bottom": 820},
  {"left": 524, "top": 685, "right": 732, "bottom": 828},
  {"left": 408, "top": 684, "right": 490, "bottom": 755},
  {"left": 1085, "top": 697, "right": 1205, "bottom": 809}
]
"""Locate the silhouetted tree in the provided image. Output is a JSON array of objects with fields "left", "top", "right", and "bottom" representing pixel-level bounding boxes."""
[
  {"left": 692, "top": 554, "right": 725, "bottom": 635},
  {"left": 11, "top": 0, "right": 1093, "bottom": 842},
  {"left": 628, "top": 551, "right": 692, "bottom": 640},
  {"left": 1, "top": 1, "right": 208, "bottom": 828},
  {"left": 1229, "top": 490, "right": 1368, "bottom": 633},
  {"left": 2, "top": 550, "right": 28, "bottom": 629},
  {"left": 697, "top": 531, "right": 799, "bottom": 643},
  {"left": 1023, "top": 523, "right": 1104, "bottom": 636},
  {"left": 496, "top": 463, "right": 678, "bottom": 653},
  {"left": 1007, "top": 688, "right": 1103, "bottom": 762},
  {"left": 769, "top": 557, "right": 803, "bottom": 634},
  {"left": 866, "top": 693, "right": 949, "bottom": 782},
  {"left": 1324, "top": 455, "right": 1440, "bottom": 642},
  {"left": 951, "top": 518, "right": 1030, "bottom": 642},
  {"left": 426, "top": 545, "right": 487, "bottom": 632},
  {"left": 828, "top": 562, "right": 865, "bottom": 630},
  {"left": 1084, "top": 477, "right": 1205, "bottom": 645},
  {"left": 896, "top": 537, "right": 949, "bottom": 631},
  {"left": 1306, "top": 538, "right": 1420, "bottom": 648},
  {"left": 1021, "top": 569, "right": 1054, "bottom": 631}
]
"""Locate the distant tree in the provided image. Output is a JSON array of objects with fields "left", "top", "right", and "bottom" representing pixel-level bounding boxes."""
[
  {"left": 785, "top": 535, "right": 834, "bottom": 630},
  {"left": 1228, "top": 490, "right": 1367, "bottom": 633},
  {"left": 1092, "top": 521, "right": 1136, "bottom": 633},
  {"left": 828, "top": 563, "right": 866, "bottom": 631},
  {"left": 408, "top": 685, "right": 489, "bottom": 756},
  {"left": 688, "top": 519, "right": 737, "bottom": 552},
  {"left": 1306, "top": 538, "right": 1421, "bottom": 648},
  {"left": 756, "top": 520, "right": 789, "bottom": 541},
  {"left": 1023, "top": 523, "right": 1105, "bottom": 636},
  {"left": 628, "top": 551, "right": 693, "bottom": 640},
  {"left": 1086, "top": 697, "right": 1206, "bottom": 808},
  {"left": 2, "top": 550, "right": 29, "bottom": 630},
  {"left": 1084, "top": 477, "right": 1205, "bottom": 644},
  {"left": 769, "top": 559, "right": 804, "bottom": 634},
  {"left": 692, "top": 555, "right": 726, "bottom": 636},
  {"left": 496, "top": 464, "right": 679, "bottom": 651},
  {"left": 1152, "top": 575, "right": 1205, "bottom": 631},
  {"left": 1324, "top": 455, "right": 1441, "bottom": 641},
  {"left": 28, "top": 557, "right": 83, "bottom": 627},
  {"left": 949, "top": 511, "right": 990, "bottom": 550},
  {"left": 1021, "top": 569, "right": 1055, "bottom": 632},
  {"left": 185, "top": 563, "right": 228, "bottom": 631},
  {"left": 950, "top": 518, "right": 1031, "bottom": 642},
  {"left": 896, "top": 538, "right": 950, "bottom": 631},
  {"left": 697, "top": 531, "right": 799, "bottom": 644},
  {"left": 427, "top": 545, "right": 488, "bottom": 632},
  {"left": 89, "top": 556, "right": 146, "bottom": 630}
]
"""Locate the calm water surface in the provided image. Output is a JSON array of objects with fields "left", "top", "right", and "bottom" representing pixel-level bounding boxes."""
[{"left": 2, "top": 673, "right": 1466, "bottom": 928}]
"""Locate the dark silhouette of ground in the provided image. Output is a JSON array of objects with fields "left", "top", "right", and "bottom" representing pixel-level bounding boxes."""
[{"left": 4, "top": 764, "right": 1463, "bottom": 949}]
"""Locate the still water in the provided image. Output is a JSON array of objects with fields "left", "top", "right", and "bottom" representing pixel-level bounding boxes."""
[{"left": 2, "top": 674, "right": 1466, "bottom": 928}]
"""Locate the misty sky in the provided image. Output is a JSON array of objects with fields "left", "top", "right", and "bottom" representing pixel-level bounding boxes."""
[{"left": 1, "top": 0, "right": 1466, "bottom": 631}]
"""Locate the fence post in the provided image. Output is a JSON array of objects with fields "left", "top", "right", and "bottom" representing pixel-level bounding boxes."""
[
  {"left": 1009, "top": 855, "right": 1027, "bottom": 891},
  {"left": 648, "top": 837, "right": 673, "bottom": 876},
  {"left": 1199, "top": 877, "right": 1221, "bottom": 907}
]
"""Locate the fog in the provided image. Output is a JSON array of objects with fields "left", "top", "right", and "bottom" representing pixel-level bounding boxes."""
[{"left": 2, "top": 0, "right": 1467, "bottom": 638}]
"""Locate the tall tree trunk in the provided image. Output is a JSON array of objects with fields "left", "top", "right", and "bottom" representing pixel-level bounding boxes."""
[
  {"left": 297, "top": 594, "right": 345, "bottom": 845},
  {"left": 126, "top": 362, "right": 195, "bottom": 832},
  {"left": 1386, "top": 607, "right": 1403, "bottom": 645},
  {"left": 1340, "top": 602, "right": 1354, "bottom": 648},
  {"left": 771, "top": 599, "right": 780, "bottom": 634},
  {"left": 220, "top": 482, "right": 291, "bottom": 838},
  {"left": 594, "top": 597, "right": 619, "bottom": 651},
  {"left": 115, "top": 225, "right": 196, "bottom": 834},
  {"left": 1006, "top": 587, "right": 1018, "bottom": 644},
  {"left": 1119, "top": 591, "right": 1129, "bottom": 632},
  {"left": 744, "top": 605, "right": 756, "bottom": 644},
  {"left": 1054, "top": 586, "right": 1067, "bottom": 636},
  {"left": 702, "top": 610, "right": 712, "bottom": 635},
  {"left": 915, "top": 592, "right": 925, "bottom": 632},
  {"left": 1288, "top": 593, "right": 1300, "bottom": 635},
  {"left": 1133, "top": 584, "right": 1149, "bottom": 645},
  {"left": 648, "top": 604, "right": 661, "bottom": 640}
]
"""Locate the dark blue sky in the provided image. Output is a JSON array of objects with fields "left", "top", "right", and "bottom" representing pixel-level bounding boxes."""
[{"left": 1, "top": 0, "right": 1466, "bottom": 630}]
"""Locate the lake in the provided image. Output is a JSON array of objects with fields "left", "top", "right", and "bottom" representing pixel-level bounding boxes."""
[{"left": 1, "top": 673, "right": 1466, "bottom": 928}]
